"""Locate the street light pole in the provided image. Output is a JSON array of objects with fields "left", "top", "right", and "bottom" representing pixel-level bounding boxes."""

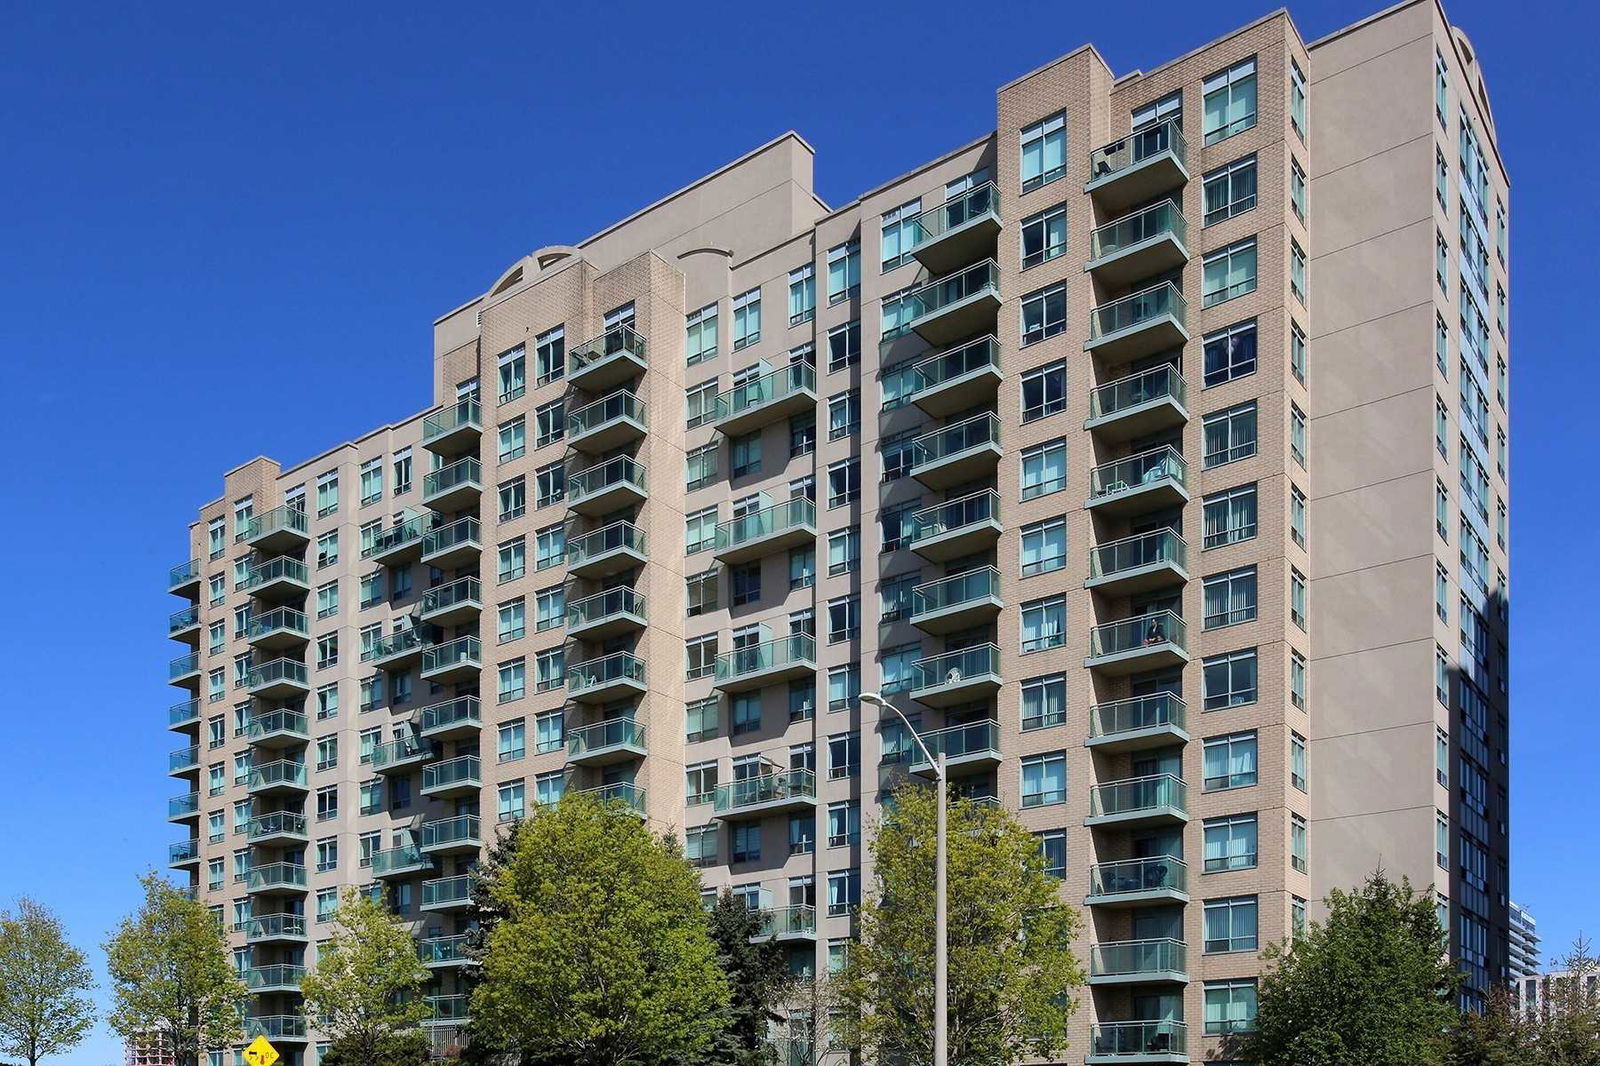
[{"left": 861, "top": 692, "right": 947, "bottom": 1066}]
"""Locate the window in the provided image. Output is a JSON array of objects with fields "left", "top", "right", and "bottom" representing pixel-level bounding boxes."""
[
  {"left": 1203, "top": 401, "right": 1257, "bottom": 467},
  {"left": 1021, "top": 517, "right": 1067, "bottom": 576},
  {"left": 730, "top": 562, "right": 761, "bottom": 607},
  {"left": 827, "top": 320, "right": 860, "bottom": 372},
  {"left": 879, "top": 643, "right": 919, "bottom": 696},
  {"left": 1203, "top": 155, "right": 1257, "bottom": 225},
  {"left": 828, "top": 801, "right": 860, "bottom": 847},
  {"left": 534, "top": 325, "right": 566, "bottom": 386},
  {"left": 879, "top": 572, "right": 918, "bottom": 623},
  {"left": 1203, "top": 320, "right": 1256, "bottom": 386},
  {"left": 497, "top": 344, "right": 527, "bottom": 402},
  {"left": 498, "top": 720, "right": 526, "bottom": 762},
  {"left": 1289, "top": 57, "right": 1307, "bottom": 136},
  {"left": 790, "top": 413, "right": 815, "bottom": 458},
  {"left": 1436, "top": 728, "right": 1450, "bottom": 787},
  {"left": 497, "top": 416, "right": 527, "bottom": 462},
  {"left": 827, "top": 459, "right": 859, "bottom": 507},
  {"left": 1291, "top": 568, "right": 1308, "bottom": 630},
  {"left": 1021, "top": 674, "right": 1066, "bottom": 731},
  {"left": 1020, "top": 439, "right": 1067, "bottom": 500},
  {"left": 686, "top": 303, "right": 718, "bottom": 366},
  {"left": 1020, "top": 284, "right": 1067, "bottom": 344},
  {"left": 497, "top": 659, "right": 525, "bottom": 703},
  {"left": 534, "top": 770, "right": 565, "bottom": 807},
  {"left": 359, "top": 457, "right": 383, "bottom": 505},
  {"left": 881, "top": 201, "right": 922, "bottom": 271},
  {"left": 498, "top": 782, "right": 526, "bottom": 824},
  {"left": 1203, "top": 567, "right": 1257, "bottom": 629},
  {"left": 1290, "top": 649, "right": 1307, "bottom": 710},
  {"left": 686, "top": 442, "right": 718, "bottom": 491},
  {"left": 827, "top": 664, "right": 860, "bottom": 712},
  {"left": 686, "top": 636, "right": 717, "bottom": 681},
  {"left": 827, "top": 242, "right": 861, "bottom": 303},
  {"left": 1020, "top": 112, "right": 1066, "bottom": 192},
  {"left": 686, "top": 507, "right": 719, "bottom": 555},
  {"left": 315, "top": 530, "right": 338, "bottom": 568},
  {"left": 316, "top": 785, "right": 338, "bottom": 821},
  {"left": 790, "top": 547, "right": 816, "bottom": 591},
  {"left": 730, "top": 693, "right": 762, "bottom": 737},
  {"left": 828, "top": 527, "right": 860, "bottom": 576},
  {"left": 535, "top": 462, "right": 564, "bottom": 507},
  {"left": 534, "top": 711, "right": 563, "bottom": 754},
  {"left": 1437, "top": 229, "right": 1449, "bottom": 290},
  {"left": 1436, "top": 147, "right": 1449, "bottom": 207},
  {"left": 686, "top": 569, "right": 718, "bottom": 616},
  {"left": 1021, "top": 361, "right": 1066, "bottom": 421},
  {"left": 879, "top": 429, "right": 919, "bottom": 482},
  {"left": 1203, "top": 57, "right": 1257, "bottom": 144},
  {"left": 828, "top": 597, "right": 860, "bottom": 643},
  {"left": 1020, "top": 205, "right": 1067, "bottom": 268},
  {"left": 1203, "top": 649, "right": 1258, "bottom": 710},
  {"left": 879, "top": 500, "right": 918, "bottom": 552},
  {"left": 789, "top": 679, "right": 816, "bottom": 722},
  {"left": 827, "top": 869, "right": 861, "bottom": 916},
  {"left": 1290, "top": 485, "right": 1307, "bottom": 548},
  {"left": 1290, "top": 403, "right": 1307, "bottom": 466},
  {"left": 1021, "top": 596, "right": 1066, "bottom": 653},
  {"left": 1435, "top": 48, "right": 1449, "bottom": 123},
  {"left": 1203, "top": 732, "right": 1258, "bottom": 790},
  {"left": 685, "top": 380, "right": 718, "bottom": 429},
  {"left": 686, "top": 698, "right": 719, "bottom": 743},
  {"left": 498, "top": 537, "right": 526, "bottom": 581},
  {"left": 1205, "top": 980, "right": 1258, "bottom": 1034},
  {"left": 730, "top": 433, "right": 761, "bottom": 479},
  {"left": 1021, "top": 752, "right": 1067, "bottom": 807},
  {"left": 207, "top": 516, "right": 226, "bottom": 558},
  {"left": 1291, "top": 732, "right": 1308, "bottom": 791},
  {"left": 498, "top": 477, "right": 526, "bottom": 520},
  {"left": 1204, "top": 814, "right": 1258, "bottom": 871},
  {"left": 827, "top": 390, "right": 860, "bottom": 440},
  {"left": 1290, "top": 157, "right": 1307, "bottom": 220},
  {"left": 1205, "top": 896, "right": 1259, "bottom": 953},
  {"left": 828, "top": 733, "right": 860, "bottom": 779},
  {"left": 498, "top": 598, "right": 527, "bottom": 642},
  {"left": 1202, "top": 237, "right": 1257, "bottom": 307},
  {"left": 535, "top": 399, "right": 566, "bottom": 449},
  {"left": 789, "top": 264, "right": 816, "bottom": 325},
  {"left": 1291, "top": 813, "right": 1308, "bottom": 873},
  {"left": 732, "top": 287, "right": 762, "bottom": 350},
  {"left": 731, "top": 823, "right": 761, "bottom": 864},
  {"left": 1202, "top": 484, "right": 1258, "bottom": 548},
  {"left": 1290, "top": 239, "right": 1307, "bottom": 303},
  {"left": 316, "top": 632, "right": 338, "bottom": 669},
  {"left": 316, "top": 683, "right": 338, "bottom": 720},
  {"left": 1037, "top": 831, "right": 1067, "bottom": 879}
]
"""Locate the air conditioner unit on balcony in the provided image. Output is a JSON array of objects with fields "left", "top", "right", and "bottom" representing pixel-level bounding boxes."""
[{"left": 947, "top": 667, "right": 964, "bottom": 684}]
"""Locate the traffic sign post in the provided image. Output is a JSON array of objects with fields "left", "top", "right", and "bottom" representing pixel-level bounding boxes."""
[{"left": 244, "top": 1035, "right": 280, "bottom": 1066}]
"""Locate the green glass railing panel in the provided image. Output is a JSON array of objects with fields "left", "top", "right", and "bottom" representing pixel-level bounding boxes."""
[
  {"left": 422, "top": 395, "right": 482, "bottom": 441},
  {"left": 421, "top": 515, "right": 480, "bottom": 557},
  {"left": 912, "top": 335, "right": 999, "bottom": 392},
  {"left": 907, "top": 490, "right": 999, "bottom": 544},
  {"left": 713, "top": 361, "right": 815, "bottom": 421},
  {"left": 421, "top": 815, "right": 480, "bottom": 849},
  {"left": 1088, "top": 364, "right": 1188, "bottom": 421},
  {"left": 1089, "top": 281, "right": 1187, "bottom": 340},
  {"left": 169, "top": 559, "right": 201, "bottom": 587},
  {"left": 247, "top": 964, "right": 306, "bottom": 989},
  {"left": 245, "top": 505, "right": 308, "bottom": 542},
  {"left": 1089, "top": 199, "right": 1188, "bottom": 260},
  {"left": 714, "top": 498, "right": 815, "bottom": 550},
  {"left": 421, "top": 576, "right": 480, "bottom": 614},
  {"left": 169, "top": 746, "right": 199, "bottom": 771},
  {"left": 248, "top": 760, "right": 308, "bottom": 790},
  {"left": 910, "top": 413, "right": 1000, "bottom": 466},
  {"left": 363, "top": 514, "right": 429, "bottom": 558},
  {"left": 911, "top": 567, "right": 1000, "bottom": 614},
  {"left": 168, "top": 653, "right": 200, "bottom": 679},
  {"left": 902, "top": 259, "right": 999, "bottom": 320},
  {"left": 568, "top": 324, "right": 647, "bottom": 372},
  {"left": 421, "top": 635, "right": 480, "bottom": 674},
  {"left": 569, "top": 389, "right": 647, "bottom": 436},
  {"left": 168, "top": 605, "right": 200, "bottom": 632},
  {"left": 169, "top": 793, "right": 200, "bottom": 818},
  {"left": 423, "top": 457, "right": 482, "bottom": 497},
  {"left": 367, "top": 627, "right": 427, "bottom": 663},
  {"left": 372, "top": 845, "right": 430, "bottom": 875},
  {"left": 909, "top": 182, "right": 998, "bottom": 242},
  {"left": 1089, "top": 529, "right": 1187, "bottom": 579},
  {"left": 243, "top": 557, "right": 309, "bottom": 590},
  {"left": 418, "top": 695, "right": 481, "bottom": 733},
  {"left": 245, "top": 914, "right": 308, "bottom": 940},
  {"left": 917, "top": 719, "right": 1001, "bottom": 762},
  {"left": 247, "top": 709, "right": 308, "bottom": 740},
  {"left": 567, "top": 718, "right": 645, "bottom": 756},
  {"left": 372, "top": 734, "right": 430, "bottom": 768},
  {"left": 169, "top": 699, "right": 201, "bottom": 726},
  {"left": 422, "top": 755, "right": 481, "bottom": 791},
  {"left": 169, "top": 839, "right": 200, "bottom": 863},
  {"left": 567, "top": 652, "right": 646, "bottom": 690},
  {"left": 247, "top": 607, "right": 308, "bottom": 640},
  {"left": 1088, "top": 855, "right": 1188, "bottom": 897},
  {"left": 568, "top": 456, "right": 647, "bottom": 499},
  {"left": 912, "top": 645, "right": 1000, "bottom": 691},
  {"left": 713, "top": 635, "right": 816, "bottom": 681},
  {"left": 713, "top": 770, "right": 816, "bottom": 812},
  {"left": 246, "top": 864, "right": 307, "bottom": 890},
  {"left": 577, "top": 782, "right": 647, "bottom": 812},
  {"left": 1088, "top": 446, "right": 1188, "bottom": 499},
  {"left": 1089, "top": 774, "right": 1188, "bottom": 818},
  {"left": 567, "top": 522, "right": 645, "bottom": 565},
  {"left": 422, "top": 875, "right": 474, "bottom": 908},
  {"left": 1088, "top": 116, "right": 1187, "bottom": 178},
  {"left": 567, "top": 587, "right": 646, "bottom": 628},
  {"left": 248, "top": 812, "right": 307, "bottom": 840},
  {"left": 1089, "top": 938, "right": 1187, "bottom": 977},
  {"left": 1088, "top": 611, "right": 1187, "bottom": 657},
  {"left": 248, "top": 658, "right": 308, "bottom": 688},
  {"left": 418, "top": 934, "right": 471, "bottom": 964},
  {"left": 1089, "top": 693, "right": 1187, "bottom": 738},
  {"left": 1090, "top": 1021, "right": 1188, "bottom": 1057}
]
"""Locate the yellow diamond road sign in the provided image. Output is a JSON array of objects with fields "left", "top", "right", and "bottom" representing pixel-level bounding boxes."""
[{"left": 244, "top": 1035, "right": 280, "bottom": 1066}]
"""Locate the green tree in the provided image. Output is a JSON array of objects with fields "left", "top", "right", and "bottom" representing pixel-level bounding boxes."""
[
  {"left": 0, "top": 898, "right": 96, "bottom": 1066},
  {"left": 471, "top": 791, "right": 729, "bottom": 1065},
  {"left": 103, "top": 873, "right": 245, "bottom": 1066},
  {"left": 300, "top": 887, "right": 432, "bottom": 1065},
  {"left": 1446, "top": 985, "right": 1536, "bottom": 1066},
  {"left": 1243, "top": 870, "right": 1459, "bottom": 1066},
  {"left": 835, "top": 783, "right": 1084, "bottom": 1066},
  {"left": 701, "top": 890, "right": 794, "bottom": 1066},
  {"left": 1450, "top": 937, "right": 1600, "bottom": 1066}
]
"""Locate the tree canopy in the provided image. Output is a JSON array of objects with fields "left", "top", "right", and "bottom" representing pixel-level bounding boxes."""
[
  {"left": 299, "top": 887, "right": 432, "bottom": 1064},
  {"left": 0, "top": 897, "right": 96, "bottom": 1066}
]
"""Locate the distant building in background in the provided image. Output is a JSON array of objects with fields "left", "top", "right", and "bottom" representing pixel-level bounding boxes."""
[
  {"left": 124, "top": 1031, "right": 175, "bottom": 1066},
  {"left": 1518, "top": 965, "right": 1600, "bottom": 1014},
  {"left": 1509, "top": 900, "right": 1540, "bottom": 979}
]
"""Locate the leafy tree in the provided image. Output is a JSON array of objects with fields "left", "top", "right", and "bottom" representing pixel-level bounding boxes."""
[
  {"left": 1446, "top": 985, "right": 1536, "bottom": 1066},
  {"left": 103, "top": 873, "right": 245, "bottom": 1066},
  {"left": 0, "top": 898, "right": 96, "bottom": 1066},
  {"left": 1449, "top": 937, "right": 1600, "bottom": 1066},
  {"left": 700, "top": 890, "right": 793, "bottom": 1066},
  {"left": 835, "top": 783, "right": 1084, "bottom": 1066},
  {"left": 300, "top": 887, "right": 432, "bottom": 1064},
  {"left": 1242, "top": 870, "right": 1459, "bottom": 1066},
  {"left": 471, "top": 791, "right": 730, "bottom": 1065}
]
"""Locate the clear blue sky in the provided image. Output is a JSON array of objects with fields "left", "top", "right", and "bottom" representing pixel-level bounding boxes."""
[{"left": 0, "top": 1, "right": 1587, "bottom": 1060}]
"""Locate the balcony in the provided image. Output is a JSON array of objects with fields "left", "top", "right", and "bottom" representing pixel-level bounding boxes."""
[
  {"left": 568, "top": 389, "right": 648, "bottom": 453},
  {"left": 420, "top": 635, "right": 481, "bottom": 684},
  {"left": 1088, "top": 938, "right": 1188, "bottom": 985},
  {"left": 245, "top": 1015, "right": 309, "bottom": 1042},
  {"left": 1086, "top": 773, "right": 1189, "bottom": 829},
  {"left": 567, "top": 651, "right": 648, "bottom": 703},
  {"left": 168, "top": 745, "right": 200, "bottom": 775},
  {"left": 1086, "top": 694, "right": 1190, "bottom": 753},
  {"left": 421, "top": 874, "right": 475, "bottom": 912},
  {"left": 418, "top": 695, "right": 482, "bottom": 740},
  {"left": 1085, "top": 365, "right": 1188, "bottom": 441},
  {"left": 248, "top": 811, "right": 309, "bottom": 847},
  {"left": 713, "top": 498, "right": 817, "bottom": 564},
  {"left": 909, "top": 181, "right": 1001, "bottom": 274},
  {"left": 909, "top": 413, "right": 1001, "bottom": 490},
  {"left": 757, "top": 905, "right": 818, "bottom": 941},
  {"left": 422, "top": 456, "right": 482, "bottom": 512},
  {"left": 244, "top": 914, "right": 310, "bottom": 944},
  {"left": 1086, "top": 1021, "right": 1189, "bottom": 1064},
  {"left": 910, "top": 335, "right": 1002, "bottom": 418},
  {"left": 420, "top": 814, "right": 481, "bottom": 855},
  {"left": 367, "top": 627, "right": 428, "bottom": 670},
  {"left": 246, "top": 607, "right": 310, "bottom": 652},
  {"left": 168, "top": 792, "right": 201, "bottom": 822},
  {"left": 243, "top": 505, "right": 310, "bottom": 554},
  {"left": 248, "top": 657, "right": 310, "bottom": 699},
  {"left": 1085, "top": 856, "right": 1189, "bottom": 908},
  {"left": 247, "top": 964, "right": 306, "bottom": 993},
  {"left": 420, "top": 515, "right": 481, "bottom": 570},
  {"left": 168, "top": 559, "right": 202, "bottom": 597},
  {"left": 421, "top": 754, "right": 482, "bottom": 799},
  {"left": 425, "top": 994, "right": 470, "bottom": 1025},
  {"left": 241, "top": 557, "right": 310, "bottom": 602},
  {"left": 910, "top": 644, "right": 1002, "bottom": 708},
  {"left": 910, "top": 567, "right": 1002, "bottom": 634},
  {"left": 567, "top": 456, "right": 648, "bottom": 516},
  {"left": 1086, "top": 446, "right": 1188, "bottom": 515},
  {"left": 567, "top": 587, "right": 647, "bottom": 641},
  {"left": 1086, "top": 282, "right": 1188, "bottom": 366},
  {"left": 713, "top": 769, "right": 817, "bottom": 820},
  {"left": 372, "top": 843, "right": 433, "bottom": 879},
  {"left": 567, "top": 521, "right": 647, "bottom": 579},
  {"left": 575, "top": 782, "right": 647, "bottom": 817},
  {"left": 422, "top": 394, "right": 482, "bottom": 457},
  {"left": 1085, "top": 116, "right": 1189, "bottom": 212},
  {"left": 904, "top": 259, "right": 1001, "bottom": 346},
  {"left": 168, "top": 839, "right": 201, "bottom": 869},
  {"left": 1086, "top": 199, "right": 1189, "bottom": 286},
  {"left": 419, "top": 934, "right": 472, "bottom": 968},
  {"left": 567, "top": 324, "right": 647, "bottom": 392},
  {"left": 1086, "top": 529, "right": 1188, "bottom": 596},
  {"left": 168, "top": 652, "right": 201, "bottom": 689},
  {"left": 247, "top": 760, "right": 309, "bottom": 798},
  {"left": 169, "top": 698, "right": 201, "bottom": 730},
  {"left": 247, "top": 709, "right": 310, "bottom": 749},
  {"left": 246, "top": 863, "right": 308, "bottom": 895},
  {"left": 371, "top": 733, "right": 432, "bottom": 774},
  {"left": 1086, "top": 612, "right": 1188, "bottom": 674},
  {"left": 910, "top": 719, "right": 1002, "bottom": 777},
  {"left": 168, "top": 604, "right": 201, "bottom": 644},
  {"left": 567, "top": 718, "right": 647, "bottom": 767},
  {"left": 713, "top": 634, "right": 816, "bottom": 693},
  {"left": 713, "top": 361, "right": 818, "bottom": 437},
  {"left": 907, "top": 490, "right": 1001, "bottom": 562},
  {"left": 420, "top": 576, "right": 482, "bottom": 626},
  {"left": 363, "top": 514, "right": 429, "bottom": 566}
]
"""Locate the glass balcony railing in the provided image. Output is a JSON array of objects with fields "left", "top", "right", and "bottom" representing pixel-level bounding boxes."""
[
  {"left": 910, "top": 413, "right": 1000, "bottom": 468},
  {"left": 422, "top": 395, "right": 482, "bottom": 444},
  {"left": 567, "top": 718, "right": 645, "bottom": 758},
  {"left": 714, "top": 498, "right": 815, "bottom": 553},
  {"left": 247, "top": 760, "right": 308, "bottom": 792},
  {"left": 1089, "top": 774, "right": 1188, "bottom": 820},
  {"left": 246, "top": 965, "right": 305, "bottom": 991},
  {"left": 1089, "top": 199, "right": 1187, "bottom": 261},
  {"left": 246, "top": 863, "right": 308, "bottom": 892},
  {"left": 426, "top": 994, "right": 470, "bottom": 1022},
  {"left": 907, "top": 490, "right": 999, "bottom": 548},
  {"left": 1088, "top": 116, "right": 1187, "bottom": 182},
  {"left": 248, "top": 658, "right": 308, "bottom": 691},
  {"left": 422, "top": 874, "right": 475, "bottom": 909},
  {"left": 568, "top": 324, "right": 648, "bottom": 375},
  {"left": 243, "top": 504, "right": 308, "bottom": 543},
  {"left": 714, "top": 635, "right": 816, "bottom": 683},
  {"left": 567, "top": 651, "right": 646, "bottom": 693},
  {"left": 362, "top": 514, "right": 429, "bottom": 559},
  {"left": 911, "top": 567, "right": 1001, "bottom": 617},
  {"left": 1089, "top": 446, "right": 1188, "bottom": 501},
  {"left": 567, "top": 521, "right": 646, "bottom": 568},
  {"left": 371, "top": 733, "right": 430, "bottom": 770},
  {"left": 247, "top": 708, "right": 309, "bottom": 742},
  {"left": 365, "top": 627, "right": 427, "bottom": 664},
  {"left": 912, "top": 335, "right": 1000, "bottom": 393},
  {"left": 1089, "top": 693, "right": 1187, "bottom": 741},
  {"left": 423, "top": 456, "right": 482, "bottom": 500},
  {"left": 1088, "top": 611, "right": 1187, "bottom": 658},
  {"left": 912, "top": 644, "right": 1001, "bottom": 692},
  {"left": 421, "top": 575, "right": 480, "bottom": 616},
  {"left": 575, "top": 782, "right": 647, "bottom": 814},
  {"left": 713, "top": 770, "right": 817, "bottom": 814},
  {"left": 242, "top": 556, "right": 309, "bottom": 593},
  {"left": 568, "top": 456, "right": 647, "bottom": 502},
  {"left": 245, "top": 1015, "right": 308, "bottom": 1041},
  {"left": 713, "top": 361, "right": 815, "bottom": 423},
  {"left": 244, "top": 914, "right": 308, "bottom": 941},
  {"left": 422, "top": 755, "right": 481, "bottom": 793},
  {"left": 758, "top": 904, "right": 818, "bottom": 938},
  {"left": 372, "top": 844, "right": 431, "bottom": 876},
  {"left": 1088, "top": 364, "right": 1188, "bottom": 423},
  {"left": 909, "top": 181, "right": 999, "bottom": 243},
  {"left": 168, "top": 839, "right": 200, "bottom": 864},
  {"left": 568, "top": 389, "right": 647, "bottom": 437},
  {"left": 419, "top": 695, "right": 481, "bottom": 735},
  {"left": 1089, "top": 529, "right": 1187, "bottom": 581},
  {"left": 169, "top": 792, "right": 200, "bottom": 819},
  {"left": 900, "top": 259, "right": 999, "bottom": 321},
  {"left": 168, "top": 605, "right": 200, "bottom": 634},
  {"left": 1090, "top": 1021, "right": 1188, "bottom": 1058},
  {"left": 418, "top": 934, "right": 472, "bottom": 966},
  {"left": 421, "top": 635, "right": 480, "bottom": 675},
  {"left": 1089, "top": 938, "right": 1187, "bottom": 979},
  {"left": 168, "top": 652, "right": 200, "bottom": 680},
  {"left": 246, "top": 607, "right": 308, "bottom": 642},
  {"left": 168, "top": 559, "right": 201, "bottom": 591},
  {"left": 910, "top": 720, "right": 1001, "bottom": 771},
  {"left": 169, "top": 745, "right": 199, "bottom": 772},
  {"left": 567, "top": 587, "right": 646, "bottom": 630},
  {"left": 421, "top": 515, "right": 480, "bottom": 559},
  {"left": 169, "top": 698, "right": 201, "bottom": 728},
  {"left": 247, "top": 812, "right": 307, "bottom": 842},
  {"left": 1089, "top": 282, "right": 1187, "bottom": 343},
  {"left": 1088, "top": 856, "right": 1188, "bottom": 899},
  {"left": 421, "top": 814, "right": 480, "bottom": 851}
]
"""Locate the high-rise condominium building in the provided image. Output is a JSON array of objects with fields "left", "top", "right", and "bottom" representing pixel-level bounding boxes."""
[
  {"left": 1509, "top": 900, "right": 1540, "bottom": 981},
  {"left": 162, "top": 1, "right": 1511, "bottom": 1061}
]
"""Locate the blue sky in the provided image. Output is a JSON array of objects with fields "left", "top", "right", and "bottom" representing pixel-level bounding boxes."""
[{"left": 0, "top": 0, "right": 1588, "bottom": 1060}]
